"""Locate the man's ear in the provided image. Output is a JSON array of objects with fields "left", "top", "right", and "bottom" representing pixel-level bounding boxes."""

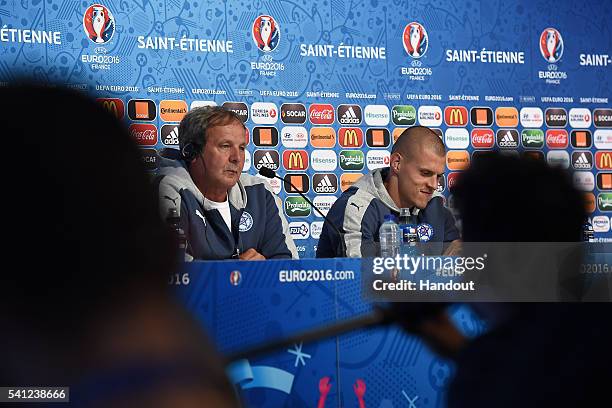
[{"left": 390, "top": 152, "right": 402, "bottom": 173}]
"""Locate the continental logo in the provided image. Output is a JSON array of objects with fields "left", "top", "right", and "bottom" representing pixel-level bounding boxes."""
[
  {"left": 313, "top": 173, "right": 338, "bottom": 194},
  {"left": 284, "top": 196, "right": 311, "bottom": 217},
  {"left": 495, "top": 107, "right": 519, "bottom": 127},
  {"left": 595, "top": 151, "right": 612, "bottom": 170},
  {"left": 594, "top": 108, "right": 612, "bottom": 128},
  {"left": 253, "top": 127, "right": 279, "bottom": 146},
  {"left": 129, "top": 124, "right": 157, "bottom": 146},
  {"left": 309, "top": 127, "right": 336, "bottom": 148},
  {"left": 281, "top": 103, "right": 306, "bottom": 124},
  {"left": 366, "top": 128, "right": 390, "bottom": 148},
  {"left": 340, "top": 173, "right": 363, "bottom": 191},
  {"left": 584, "top": 193, "right": 596, "bottom": 213},
  {"left": 446, "top": 150, "right": 470, "bottom": 170},
  {"left": 392, "top": 105, "right": 416, "bottom": 126},
  {"left": 128, "top": 99, "right": 156, "bottom": 121},
  {"left": 521, "top": 129, "right": 544, "bottom": 148},
  {"left": 545, "top": 108, "right": 567, "bottom": 127},
  {"left": 470, "top": 107, "right": 493, "bottom": 127},
  {"left": 283, "top": 173, "right": 309, "bottom": 194},
  {"left": 339, "top": 127, "right": 364, "bottom": 147},
  {"left": 444, "top": 106, "right": 468, "bottom": 126},
  {"left": 392, "top": 127, "right": 407, "bottom": 144},
  {"left": 222, "top": 102, "right": 249, "bottom": 122},
  {"left": 282, "top": 150, "right": 309, "bottom": 171},
  {"left": 337, "top": 104, "right": 362, "bottom": 125},
  {"left": 571, "top": 130, "right": 592, "bottom": 148},
  {"left": 160, "top": 100, "right": 187, "bottom": 122},
  {"left": 339, "top": 150, "right": 365, "bottom": 171},
  {"left": 97, "top": 98, "right": 124, "bottom": 119}
]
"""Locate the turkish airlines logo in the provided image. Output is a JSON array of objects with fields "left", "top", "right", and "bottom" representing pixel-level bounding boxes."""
[
  {"left": 471, "top": 129, "right": 494, "bottom": 148},
  {"left": 254, "top": 149, "right": 280, "bottom": 171},
  {"left": 161, "top": 124, "right": 179, "bottom": 146},
  {"left": 444, "top": 106, "right": 468, "bottom": 126},
  {"left": 251, "top": 102, "right": 278, "bottom": 125},
  {"left": 313, "top": 196, "right": 337, "bottom": 218},
  {"left": 222, "top": 102, "right": 249, "bottom": 122},
  {"left": 366, "top": 128, "right": 390, "bottom": 148},
  {"left": 594, "top": 109, "right": 612, "bottom": 128},
  {"left": 130, "top": 124, "right": 157, "bottom": 146},
  {"left": 97, "top": 98, "right": 124, "bottom": 119},
  {"left": 519, "top": 107, "right": 544, "bottom": 128},
  {"left": 337, "top": 104, "right": 362, "bottom": 125},
  {"left": 470, "top": 107, "right": 493, "bottom": 127},
  {"left": 572, "top": 151, "right": 593, "bottom": 170},
  {"left": 128, "top": 99, "right": 156, "bottom": 121},
  {"left": 283, "top": 173, "right": 309, "bottom": 194},
  {"left": 568, "top": 108, "right": 592, "bottom": 128},
  {"left": 366, "top": 150, "right": 390, "bottom": 170},
  {"left": 418, "top": 105, "right": 442, "bottom": 127},
  {"left": 496, "top": 129, "right": 519, "bottom": 148},
  {"left": 495, "top": 107, "right": 519, "bottom": 127},
  {"left": 309, "top": 104, "right": 334, "bottom": 125},
  {"left": 313, "top": 173, "right": 338, "bottom": 194},
  {"left": 545, "top": 108, "right": 567, "bottom": 127},
  {"left": 280, "top": 103, "right": 306, "bottom": 124},
  {"left": 339, "top": 128, "right": 363, "bottom": 147},
  {"left": 545, "top": 129, "right": 568, "bottom": 149},
  {"left": 283, "top": 150, "right": 309, "bottom": 171},
  {"left": 595, "top": 151, "right": 612, "bottom": 170},
  {"left": 571, "top": 130, "right": 592, "bottom": 148},
  {"left": 253, "top": 127, "right": 279, "bottom": 147}
]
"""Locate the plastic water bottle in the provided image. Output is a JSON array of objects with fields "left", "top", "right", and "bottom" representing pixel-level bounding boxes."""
[
  {"left": 379, "top": 214, "right": 400, "bottom": 258},
  {"left": 167, "top": 208, "right": 187, "bottom": 261},
  {"left": 398, "top": 208, "right": 418, "bottom": 256}
]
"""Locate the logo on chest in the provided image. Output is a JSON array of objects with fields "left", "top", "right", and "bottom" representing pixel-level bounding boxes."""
[{"left": 239, "top": 211, "right": 254, "bottom": 232}]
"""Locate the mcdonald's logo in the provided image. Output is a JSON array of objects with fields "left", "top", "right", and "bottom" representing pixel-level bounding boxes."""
[
  {"left": 595, "top": 151, "right": 612, "bottom": 170},
  {"left": 339, "top": 127, "right": 363, "bottom": 147},
  {"left": 97, "top": 98, "right": 124, "bottom": 119},
  {"left": 282, "top": 150, "right": 309, "bottom": 171},
  {"left": 444, "top": 106, "right": 468, "bottom": 126}
]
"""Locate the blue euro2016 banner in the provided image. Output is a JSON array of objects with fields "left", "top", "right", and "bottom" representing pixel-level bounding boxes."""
[{"left": 2, "top": 0, "right": 612, "bottom": 257}]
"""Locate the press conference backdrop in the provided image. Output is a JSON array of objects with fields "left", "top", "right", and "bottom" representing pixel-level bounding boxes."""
[{"left": 2, "top": 0, "right": 612, "bottom": 256}]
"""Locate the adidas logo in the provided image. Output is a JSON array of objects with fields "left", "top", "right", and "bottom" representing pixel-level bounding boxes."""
[
  {"left": 573, "top": 152, "right": 592, "bottom": 169},
  {"left": 339, "top": 106, "right": 361, "bottom": 124},
  {"left": 256, "top": 151, "right": 278, "bottom": 170},
  {"left": 163, "top": 127, "right": 179, "bottom": 145},
  {"left": 498, "top": 131, "right": 518, "bottom": 147},
  {"left": 315, "top": 175, "right": 336, "bottom": 193}
]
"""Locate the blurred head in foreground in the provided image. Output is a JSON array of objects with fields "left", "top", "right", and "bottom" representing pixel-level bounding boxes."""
[{"left": 0, "top": 83, "right": 237, "bottom": 407}]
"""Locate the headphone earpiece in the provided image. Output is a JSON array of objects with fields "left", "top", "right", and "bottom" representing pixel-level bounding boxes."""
[{"left": 181, "top": 142, "right": 200, "bottom": 162}]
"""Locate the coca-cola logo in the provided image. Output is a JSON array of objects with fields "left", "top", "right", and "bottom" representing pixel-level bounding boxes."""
[
  {"left": 309, "top": 103, "right": 334, "bottom": 125},
  {"left": 546, "top": 129, "right": 569, "bottom": 149},
  {"left": 471, "top": 129, "right": 494, "bottom": 148},
  {"left": 129, "top": 124, "right": 158, "bottom": 146}
]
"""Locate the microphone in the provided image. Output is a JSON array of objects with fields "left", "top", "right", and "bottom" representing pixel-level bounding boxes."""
[{"left": 258, "top": 167, "right": 347, "bottom": 257}]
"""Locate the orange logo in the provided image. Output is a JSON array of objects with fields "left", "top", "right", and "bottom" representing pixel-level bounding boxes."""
[
  {"left": 584, "top": 193, "right": 596, "bottom": 213},
  {"left": 160, "top": 100, "right": 188, "bottom": 122},
  {"left": 340, "top": 173, "right": 363, "bottom": 191},
  {"left": 310, "top": 127, "right": 336, "bottom": 148},
  {"left": 392, "top": 128, "right": 407, "bottom": 144},
  {"left": 339, "top": 128, "right": 363, "bottom": 147},
  {"left": 495, "top": 107, "right": 519, "bottom": 127},
  {"left": 97, "top": 98, "right": 124, "bottom": 119},
  {"left": 446, "top": 151, "right": 470, "bottom": 170}
]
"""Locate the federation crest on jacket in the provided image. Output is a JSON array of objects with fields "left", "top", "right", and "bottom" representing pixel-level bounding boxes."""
[
  {"left": 252, "top": 15, "right": 280, "bottom": 52},
  {"left": 403, "top": 22, "right": 428, "bottom": 58},
  {"left": 83, "top": 4, "right": 115, "bottom": 44},
  {"left": 540, "top": 28, "right": 564, "bottom": 63}
]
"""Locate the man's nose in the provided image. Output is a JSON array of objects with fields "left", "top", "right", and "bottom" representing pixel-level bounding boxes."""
[{"left": 229, "top": 146, "right": 240, "bottom": 162}]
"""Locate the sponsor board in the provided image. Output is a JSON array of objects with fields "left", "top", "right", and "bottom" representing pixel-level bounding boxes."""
[
  {"left": 339, "top": 127, "right": 364, "bottom": 148},
  {"left": 309, "top": 103, "right": 334, "bottom": 125},
  {"left": 446, "top": 150, "right": 470, "bottom": 171},
  {"left": 310, "top": 221, "right": 324, "bottom": 239},
  {"left": 97, "top": 98, "right": 124, "bottom": 119},
  {"left": 283, "top": 150, "right": 309, "bottom": 171},
  {"left": 280, "top": 103, "right": 307, "bottom": 124},
  {"left": 568, "top": 108, "right": 592, "bottom": 128},
  {"left": 257, "top": 172, "right": 281, "bottom": 193},
  {"left": 444, "top": 128, "right": 469, "bottom": 149},
  {"left": 161, "top": 124, "right": 179, "bottom": 146},
  {"left": 584, "top": 193, "right": 596, "bottom": 213},
  {"left": 190, "top": 101, "right": 217, "bottom": 110},
  {"left": 313, "top": 173, "right": 339, "bottom": 194},
  {"left": 312, "top": 195, "right": 337, "bottom": 218},
  {"left": 595, "top": 151, "right": 612, "bottom": 170},
  {"left": 545, "top": 108, "right": 567, "bottom": 127},
  {"left": 572, "top": 151, "right": 593, "bottom": 170},
  {"left": 393, "top": 127, "right": 407, "bottom": 144},
  {"left": 495, "top": 107, "right": 519, "bottom": 127},
  {"left": 571, "top": 130, "right": 592, "bottom": 148},
  {"left": 519, "top": 107, "right": 544, "bottom": 128},
  {"left": 283, "top": 173, "right": 309, "bottom": 194},
  {"left": 546, "top": 150, "right": 570, "bottom": 169},
  {"left": 592, "top": 216, "right": 610, "bottom": 233},
  {"left": 418, "top": 105, "right": 442, "bottom": 127},
  {"left": 310, "top": 150, "right": 338, "bottom": 171},
  {"left": 594, "top": 129, "right": 612, "bottom": 149},
  {"left": 251, "top": 102, "right": 278, "bottom": 124},
  {"left": 522, "top": 151, "right": 545, "bottom": 161},
  {"left": 159, "top": 100, "right": 187, "bottom": 122},
  {"left": 129, "top": 123, "right": 157, "bottom": 146},
  {"left": 444, "top": 106, "right": 468, "bottom": 127},
  {"left": 281, "top": 126, "right": 308, "bottom": 148},
  {"left": 253, "top": 149, "right": 280, "bottom": 171},
  {"left": 573, "top": 171, "right": 595, "bottom": 191},
  {"left": 222, "top": 102, "right": 248, "bottom": 122},
  {"left": 594, "top": 108, "right": 612, "bottom": 128},
  {"left": 496, "top": 129, "right": 519, "bottom": 148},
  {"left": 340, "top": 173, "right": 363, "bottom": 191},
  {"left": 128, "top": 99, "right": 156, "bottom": 121},
  {"left": 597, "top": 172, "right": 612, "bottom": 190},
  {"left": 392, "top": 105, "right": 416, "bottom": 126},
  {"left": 521, "top": 129, "right": 544, "bottom": 148},
  {"left": 337, "top": 104, "right": 362, "bottom": 125},
  {"left": 253, "top": 126, "right": 279, "bottom": 146},
  {"left": 339, "top": 150, "right": 365, "bottom": 171},
  {"left": 288, "top": 221, "right": 310, "bottom": 239},
  {"left": 366, "top": 150, "right": 391, "bottom": 170},
  {"left": 545, "top": 129, "right": 569, "bottom": 149},
  {"left": 366, "top": 128, "right": 391, "bottom": 148},
  {"left": 243, "top": 150, "right": 251, "bottom": 172},
  {"left": 598, "top": 193, "right": 612, "bottom": 212},
  {"left": 364, "top": 105, "right": 390, "bottom": 126},
  {"left": 471, "top": 128, "right": 494, "bottom": 148},
  {"left": 470, "top": 107, "right": 493, "bottom": 127},
  {"left": 310, "top": 127, "right": 336, "bottom": 148},
  {"left": 284, "top": 196, "right": 311, "bottom": 217}
]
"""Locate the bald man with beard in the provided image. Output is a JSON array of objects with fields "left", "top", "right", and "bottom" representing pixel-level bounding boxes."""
[{"left": 316, "top": 126, "right": 461, "bottom": 258}]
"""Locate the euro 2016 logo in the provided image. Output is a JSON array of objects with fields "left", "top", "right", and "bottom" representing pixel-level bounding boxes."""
[
  {"left": 83, "top": 4, "right": 115, "bottom": 44},
  {"left": 252, "top": 15, "right": 280, "bottom": 52},
  {"left": 540, "top": 28, "right": 564, "bottom": 63},
  {"left": 402, "top": 22, "right": 428, "bottom": 58}
]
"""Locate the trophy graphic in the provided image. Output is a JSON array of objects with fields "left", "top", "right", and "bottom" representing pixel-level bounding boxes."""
[
  {"left": 260, "top": 16, "right": 272, "bottom": 51},
  {"left": 545, "top": 29, "right": 558, "bottom": 63},
  {"left": 92, "top": 6, "right": 106, "bottom": 43},
  {"left": 409, "top": 24, "right": 422, "bottom": 57}
]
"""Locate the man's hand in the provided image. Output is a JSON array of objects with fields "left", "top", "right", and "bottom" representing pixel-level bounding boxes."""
[
  {"left": 443, "top": 239, "right": 462, "bottom": 256},
  {"left": 239, "top": 248, "right": 266, "bottom": 260}
]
